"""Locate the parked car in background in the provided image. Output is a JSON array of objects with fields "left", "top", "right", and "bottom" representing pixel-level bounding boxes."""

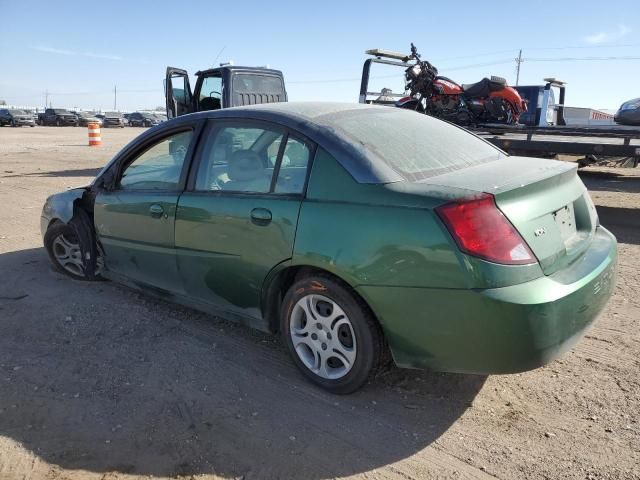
[
  {"left": 102, "top": 112, "right": 125, "bottom": 128},
  {"left": 42, "top": 108, "right": 78, "bottom": 126},
  {"left": 614, "top": 98, "right": 640, "bottom": 126},
  {"left": 75, "top": 111, "right": 103, "bottom": 127},
  {"left": 40, "top": 102, "right": 617, "bottom": 393},
  {"left": 0, "top": 108, "right": 36, "bottom": 127},
  {"left": 154, "top": 113, "right": 167, "bottom": 123},
  {"left": 25, "top": 110, "right": 39, "bottom": 123},
  {"left": 128, "top": 111, "right": 162, "bottom": 127}
]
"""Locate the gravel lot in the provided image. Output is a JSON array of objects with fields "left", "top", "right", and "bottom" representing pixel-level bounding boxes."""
[{"left": 0, "top": 126, "right": 638, "bottom": 480}]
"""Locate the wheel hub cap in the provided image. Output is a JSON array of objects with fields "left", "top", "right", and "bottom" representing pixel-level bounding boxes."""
[
  {"left": 52, "top": 233, "right": 85, "bottom": 277},
  {"left": 289, "top": 294, "right": 357, "bottom": 380}
]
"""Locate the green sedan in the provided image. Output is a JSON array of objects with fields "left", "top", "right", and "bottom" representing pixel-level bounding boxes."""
[{"left": 41, "top": 102, "right": 617, "bottom": 393}]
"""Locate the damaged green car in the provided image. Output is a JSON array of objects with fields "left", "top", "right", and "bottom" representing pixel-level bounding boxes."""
[{"left": 41, "top": 103, "right": 617, "bottom": 393}]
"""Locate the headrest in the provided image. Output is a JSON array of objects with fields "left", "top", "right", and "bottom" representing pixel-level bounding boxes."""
[{"left": 228, "top": 149, "right": 262, "bottom": 182}]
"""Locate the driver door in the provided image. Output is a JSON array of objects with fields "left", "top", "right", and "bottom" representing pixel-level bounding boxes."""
[
  {"left": 165, "top": 67, "right": 194, "bottom": 119},
  {"left": 94, "top": 125, "right": 200, "bottom": 293}
]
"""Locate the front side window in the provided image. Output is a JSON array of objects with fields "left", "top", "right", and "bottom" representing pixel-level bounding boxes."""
[
  {"left": 199, "top": 75, "right": 223, "bottom": 111},
  {"left": 120, "top": 130, "right": 193, "bottom": 191}
]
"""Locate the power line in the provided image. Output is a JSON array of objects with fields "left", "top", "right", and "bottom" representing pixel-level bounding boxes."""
[{"left": 526, "top": 55, "right": 640, "bottom": 61}]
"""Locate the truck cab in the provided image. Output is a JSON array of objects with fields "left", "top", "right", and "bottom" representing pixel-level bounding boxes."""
[{"left": 165, "top": 66, "right": 287, "bottom": 119}]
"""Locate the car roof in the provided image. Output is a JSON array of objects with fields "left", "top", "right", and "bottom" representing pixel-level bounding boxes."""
[{"left": 174, "top": 102, "right": 403, "bottom": 183}]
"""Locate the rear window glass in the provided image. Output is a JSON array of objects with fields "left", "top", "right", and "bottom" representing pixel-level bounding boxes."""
[
  {"left": 320, "top": 108, "right": 503, "bottom": 182},
  {"left": 233, "top": 74, "right": 283, "bottom": 93}
]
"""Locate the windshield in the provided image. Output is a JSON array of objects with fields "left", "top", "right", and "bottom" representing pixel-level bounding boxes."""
[
  {"left": 105, "top": 112, "right": 122, "bottom": 117},
  {"left": 9, "top": 109, "right": 26, "bottom": 115},
  {"left": 53, "top": 109, "right": 69, "bottom": 114},
  {"left": 320, "top": 108, "right": 503, "bottom": 182},
  {"left": 620, "top": 98, "right": 640, "bottom": 111}
]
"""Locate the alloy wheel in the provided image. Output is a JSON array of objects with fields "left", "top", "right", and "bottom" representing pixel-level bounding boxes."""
[
  {"left": 51, "top": 232, "right": 85, "bottom": 277},
  {"left": 289, "top": 294, "right": 357, "bottom": 380}
]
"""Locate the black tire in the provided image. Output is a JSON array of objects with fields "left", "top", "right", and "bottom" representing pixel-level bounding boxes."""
[
  {"left": 10, "top": 120, "right": 16, "bottom": 127},
  {"left": 44, "top": 221, "right": 103, "bottom": 282},
  {"left": 56, "top": 118, "right": 62, "bottom": 127},
  {"left": 281, "top": 274, "right": 383, "bottom": 394},
  {"left": 44, "top": 223, "right": 88, "bottom": 281}
]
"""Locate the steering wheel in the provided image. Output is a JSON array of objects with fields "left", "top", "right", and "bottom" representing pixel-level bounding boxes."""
[{"left": 209, "top": 91, "right": 222, "bottom": 98}]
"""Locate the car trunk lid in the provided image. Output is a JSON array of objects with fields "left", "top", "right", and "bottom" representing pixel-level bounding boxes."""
[{"left": 425, "top": 156, "right": 598, "bottom": 275}]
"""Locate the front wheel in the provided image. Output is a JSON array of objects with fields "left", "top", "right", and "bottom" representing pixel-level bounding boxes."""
[
  {"left": 56, "top": 118, "right": 62, "bottom": 127},
  {"left": 281, "top": 275, "right": 383, "bottom": 394},
  {"left": 44, "top": 223, "right": 104, "bottom": 281}
]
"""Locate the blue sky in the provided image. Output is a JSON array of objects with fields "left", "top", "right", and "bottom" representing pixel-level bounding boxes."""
[{"left": 0, "top": 0, "right": 639, "bottom": 112}]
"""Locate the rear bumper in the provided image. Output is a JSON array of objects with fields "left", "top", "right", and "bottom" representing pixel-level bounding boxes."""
[{"left": 357, "top": 227, "right": 617, "bottom": 374}]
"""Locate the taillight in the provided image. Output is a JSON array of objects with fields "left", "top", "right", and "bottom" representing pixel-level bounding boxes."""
[{"left": 435, "top": 193, "right": 536, "bottom": 265}]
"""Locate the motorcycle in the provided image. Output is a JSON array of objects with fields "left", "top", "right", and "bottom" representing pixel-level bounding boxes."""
[{"left": 396, "top": 43, "right": 527, "bottom": 125}]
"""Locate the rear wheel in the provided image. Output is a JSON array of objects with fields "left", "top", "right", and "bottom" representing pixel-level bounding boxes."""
[{"left": 281, "top": 275, "right": 382, "bottom": 394}]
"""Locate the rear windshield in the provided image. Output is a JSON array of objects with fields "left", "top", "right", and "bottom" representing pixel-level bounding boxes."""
[
  {"left": 9, "top": 109, "right": 25, "bottom": 115},
  {"left": 233, "top": 74, "right": 283, "bottom": 93},
  {"left": 320, "top": 108, "right": 503, "bottom": 182}
]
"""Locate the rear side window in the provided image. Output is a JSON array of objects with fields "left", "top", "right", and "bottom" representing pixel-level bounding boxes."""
[
  {"left": 274, "top": 137, "right": 311, "bottom": 194},
  {"left": 195, "top": 124, "right": 285, "bottom": 193},
  {"left": 319, "top": 108, "right": 503, "bottom": 182}
]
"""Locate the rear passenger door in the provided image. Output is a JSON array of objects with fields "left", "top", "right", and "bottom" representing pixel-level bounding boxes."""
[{"left": 175, "top": 120, "right": 314, "bottom": 320}]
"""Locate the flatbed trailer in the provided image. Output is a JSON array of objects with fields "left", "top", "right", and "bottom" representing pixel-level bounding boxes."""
[
  {"left": 360, "top": 49, "right": 640, "bottom": 167},
  {"left": 469, "top": 124, "right": 640, "bottom": 167}
]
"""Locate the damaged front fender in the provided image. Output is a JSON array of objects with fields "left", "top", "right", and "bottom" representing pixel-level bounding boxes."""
[{"left": 40, "top": 187, "right": 88, "bottom": 236}]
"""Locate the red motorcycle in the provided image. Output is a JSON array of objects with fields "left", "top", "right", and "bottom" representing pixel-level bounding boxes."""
[{"left": 397, "top": 43, "right": 527, "bottom": 125}]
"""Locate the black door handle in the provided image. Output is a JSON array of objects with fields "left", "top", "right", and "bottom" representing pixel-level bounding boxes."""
[
  {"left": 149, "top": 204, "right": 164, "bottom": 218},
  {"left": 250, "top": 208, "right": 272, "bottom": 226}
]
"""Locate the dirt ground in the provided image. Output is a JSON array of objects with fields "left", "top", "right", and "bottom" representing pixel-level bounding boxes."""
[{"left": 0, "top": 126, "right": 638, "bottom": 480}]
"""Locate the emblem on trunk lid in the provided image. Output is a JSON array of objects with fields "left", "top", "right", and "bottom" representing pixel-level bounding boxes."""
[{"left": 534, "top": 228, "right": 546, "bottom": 237}]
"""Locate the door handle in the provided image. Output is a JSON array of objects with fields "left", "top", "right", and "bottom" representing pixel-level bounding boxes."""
[
  {"left": 149, "top": 204, "right": 164, "bottom": 218},
  {"left": 250, "top": 208, "right": 272, "bottom": 226}
]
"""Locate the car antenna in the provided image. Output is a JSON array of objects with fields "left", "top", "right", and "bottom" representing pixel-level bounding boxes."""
[{"left": 212, "top": 45, "right": 226, "bottom": 68}]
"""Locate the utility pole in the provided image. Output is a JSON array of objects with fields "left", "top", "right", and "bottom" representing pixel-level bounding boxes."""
[
  {"left": 515, "top": 49, "right": 523, "bottom": 86},
  {"left": 44, "top": 89, "right": 49, "bottom": 109},
  {"left": 113, "top": 85, "right": 117, "bottom": 111}
]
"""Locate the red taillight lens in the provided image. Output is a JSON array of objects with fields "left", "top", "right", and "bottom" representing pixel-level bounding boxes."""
[{"left": 435, "top": 193, "right": 536, "bottom": 265}]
